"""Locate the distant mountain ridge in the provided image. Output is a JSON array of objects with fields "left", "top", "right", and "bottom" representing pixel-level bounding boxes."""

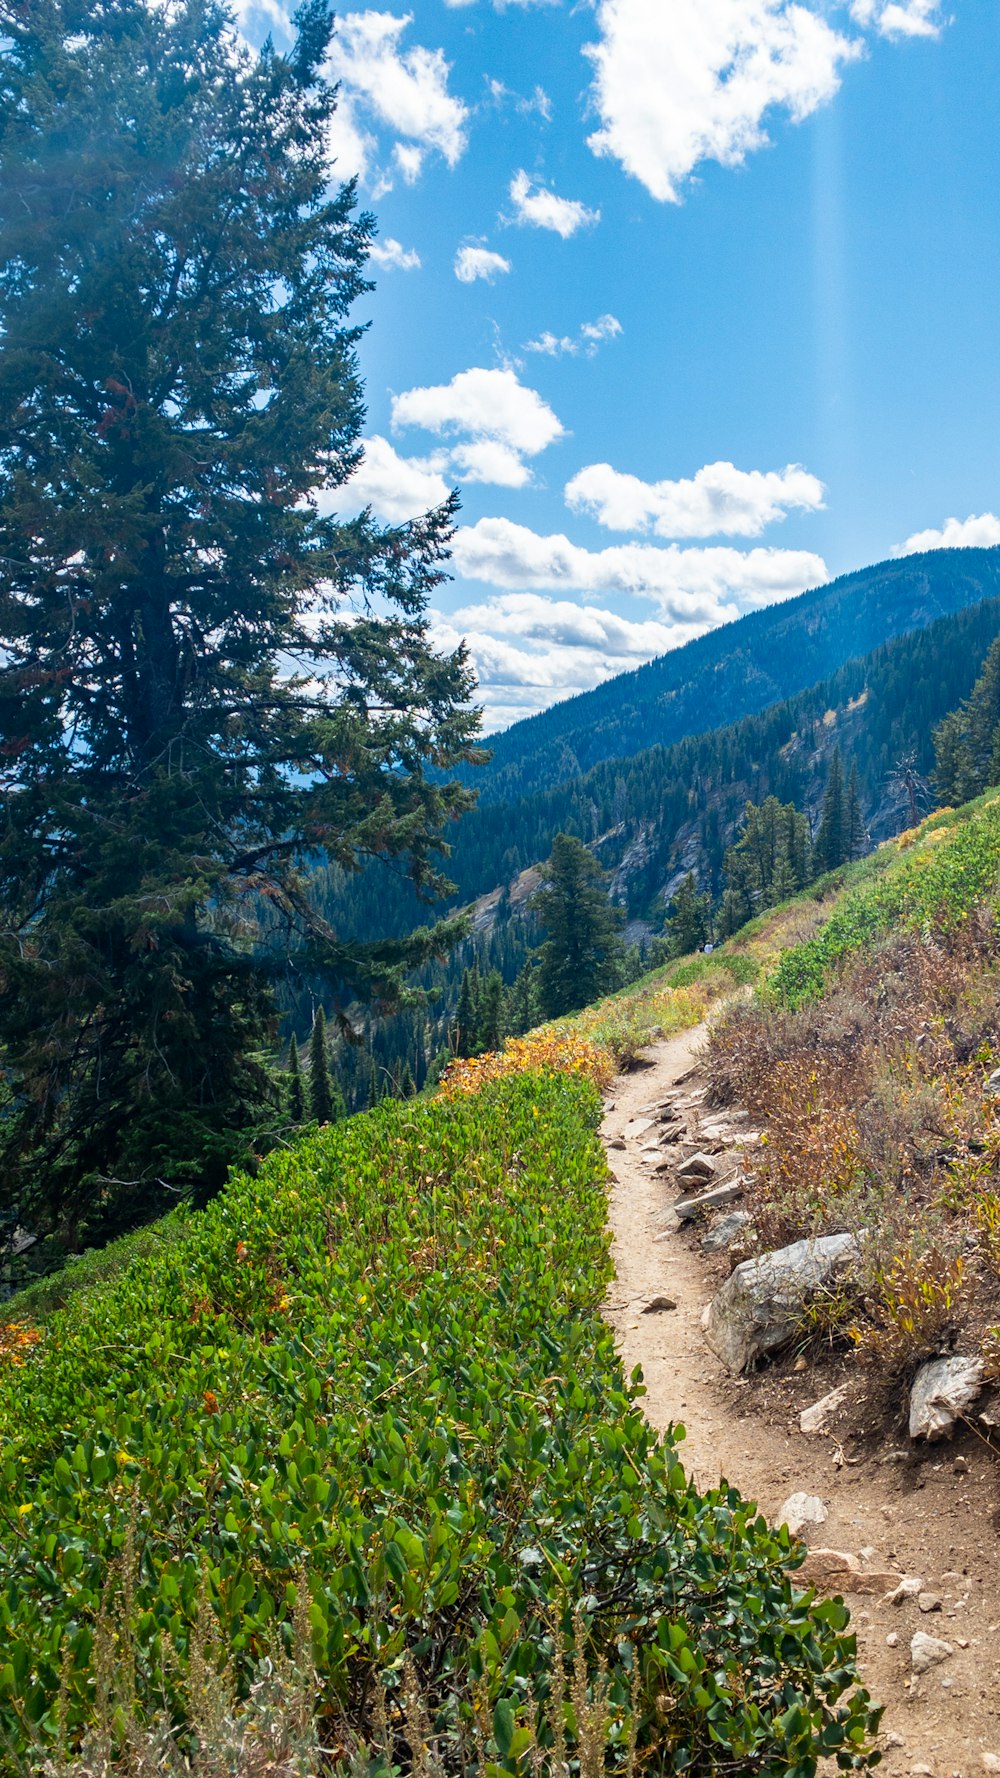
[{"left": 471, "top": 547, "right": 1000, "bottom": 805}]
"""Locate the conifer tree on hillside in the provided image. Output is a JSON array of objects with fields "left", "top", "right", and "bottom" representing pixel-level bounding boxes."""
[
  {"left": 846, "top": 761, "right": 867, "bottom": 860},
  {"left": 287, "top": 1035, "right": 305, "bottom": 1125},
  {"left": 453, "top": 969, "right": 477, "bottom": 1058},
  {"left": 533, "top": 834, "right": 623, "bottom": 1019},
  {"left": 0, "top": 0, "right": 481, "bottom": 1240},
  {"left": 665, "top": 873, "right": 709, "bottom": 958},
  {"left": 814, "top": 749, "right": 847, "bottom": 873},
  {"left": 309, "top": 1008, "right": 333, "bottom": 1126},
  {"left": 477, "top": 970, "right": 505, "bottom": 1053},
  {"left": 717, "top": 796, "right": 811, "bottom": 936},
  {"left": 934, "top": 633, "right": 1000, "bottom": 804}
]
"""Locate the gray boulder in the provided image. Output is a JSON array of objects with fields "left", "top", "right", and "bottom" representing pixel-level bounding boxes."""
[
  {"left": 909, "top": 1355, "right": 984, "bottom": 1441},
  {"left": 703, "top": 1233, "right": 860, "bottom": 1374},
  {"left": 701, "top": 1210, "right": 751, "bottom": 1253}
]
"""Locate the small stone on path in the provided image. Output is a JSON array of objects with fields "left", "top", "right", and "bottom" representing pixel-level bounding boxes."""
[
  {"left": 799, "top": 1381, "right": 851, "bottom": 1434},
  {"left": 777, "top": 1491, "right": 827, "bottom": 1540},
  {"left": 910, "top": 1630, "right": 954, "bottom": 1674}
]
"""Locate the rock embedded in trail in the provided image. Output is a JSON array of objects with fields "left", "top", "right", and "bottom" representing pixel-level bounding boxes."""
[
  {"left": 796, "top": 1547, "right": 900, "bottom": 1594},
  {"left": 672, "top": 1179, "right": 744, "bottom": 1223},
  {"left": 623, "top": 1116, "right": 656, "bottom": 1141},
  {"left": 777, "top": 1491, "right": 828, "bottom": 1541},
  {"left": 703, "top": 1233, "right": 860, "bottom": 1374},
  {"left": 909, "top": 1356, "right": 984, "bottom": 1441},
  {"left": 701, "top": 1210, "right": 751, "bottom": 1253},
  {"left": 910, "top": 1630, "right": 954, "bottom": 1674},
  {"left": 675, "top": 1150, "right": 717, "bottom": 1184}
]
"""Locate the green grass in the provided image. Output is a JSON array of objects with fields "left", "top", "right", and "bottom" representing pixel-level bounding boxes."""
[
  {"left": 769, "top": 792, "right": 1000, "bottom": 1008},
  {"left": 1, "top": 1074, "right": 878, "bottom": 1773}
]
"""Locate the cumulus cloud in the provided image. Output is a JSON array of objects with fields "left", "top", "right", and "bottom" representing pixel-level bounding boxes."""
[
  {"left": 584, "top": 0, "right": 861, "bottom": 202},
  {"left": 508, "top": 169, "right": 600, "bottom": 237},
  {"left": 391, "top": 367, "right": 565, "bottom": 490},
  {"left": 430, "top": 596, "right": 701, "bottom": 728},
  {"left": 451, "top": 515, "right": 827, "bottom": 621},
  {"left": 454, "top": 245, "right": 512, "bottom": 283},
  {"left": 369, "top": 236, "right": 421, "bottom": 271},
  {"left": 565, "top": 458, "right": 825, "bottom": 539},
  {"left": 899, "top": 513, "right": 1000, "bottom": 554},
  {"left": 524, "top": 313, "right": 622, "bottom": 358},
  {"left": 336, "top": 435, "right": 451, "bottom": 522},
  {"left": 325, "top": 11, "right": 469, "bottom": 190},
  {"left": 851, "top": 0, "right": 944, "bottom": 37},
  {"left": 432, "top": 532, "right": 826, "bottom": 727}
]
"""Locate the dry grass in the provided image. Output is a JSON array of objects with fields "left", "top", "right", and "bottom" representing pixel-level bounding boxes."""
[{"left": 707, "top": 915, "right": 1000, "bottom": 1371}]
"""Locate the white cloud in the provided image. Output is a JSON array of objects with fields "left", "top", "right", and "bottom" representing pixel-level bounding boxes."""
[
  {"left": 454, "top": 245, "right": 512, "bottom": 284},
  {"left": 392, "top": 366, "right": 565, "bottom": 463},
  {"left": 325, "top": 11, "right": 469, "bottom": 188},
  {"left": 448, "top": 593, "right": 684, "bottom": 656},
  {"left": 369, "top": 236, "right": 421, "bottom": 271},
  {"left": 584, "top": 0, "right": 862, "bottom": 202},
  {"left": 448, "top": 440, "right": 531, "bottom": 487},
  {"left": 851, "top": 0, "right": 944, "bottom": 37},
  {"left": 565, "top": 458, "right": 825, "bottom": 539},
  {"left": 336, "top": 435, "right": 451, "bottom": 522},
  {"left": 899, "top": 513, "right": 1000, "bottom": 554},
  {"left": 508, "top": 169, "right": 600, "bottom": 237},
  {"left": 325, "top": 94, "right": 377, "bottom": 182},
  {"left": 443, "top": 0, "right": 558, "bottom": 8},
  {"left": 430, "top": 595, "right": 700, "bottom": 728},
  {"left": 451, "top": 515, "right": 827, "bottom": 621},
  {"left": 524, "top": 313, "right": 622, "bottom": 358}
]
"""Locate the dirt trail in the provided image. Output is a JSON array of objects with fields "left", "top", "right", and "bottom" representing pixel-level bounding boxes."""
[{"left": 601, "top": 1025, "right": 1000, "bottom": 1778}]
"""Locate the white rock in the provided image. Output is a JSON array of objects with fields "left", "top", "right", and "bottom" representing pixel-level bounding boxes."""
[
  {"left": 777, "top": 1492, "right": 828, "bottom": 1541},
  {"left": 909, "top": 1355, "right": 984, "bottom": 1441},
  {"left": 799, "top": 1382, "right": 850, "bottom": 1435},
  {"left": 887, "top": 1576, "right": 924, "bottom": 1606},
  {"left": 983, "top": 1067, "right": 1000, "bottom": 1097},
  {"left": 703, "top": 1234, "right": 861, "bottom": 1374},
  {"left": 980, "top": 1755, "right": 1000, "bottom": 1774},
  {"left": 910, "top": 1631, "right": 954, "bottom": 1674}
]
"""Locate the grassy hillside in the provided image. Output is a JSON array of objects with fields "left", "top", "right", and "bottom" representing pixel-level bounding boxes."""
[{"left": 0, "top": 1076, "right": 880, "bottom": 1773}]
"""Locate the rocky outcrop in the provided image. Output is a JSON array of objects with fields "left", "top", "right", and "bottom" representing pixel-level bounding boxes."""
[{"left": 703, "top": 1233, "right": 860, "bottom": 1374}]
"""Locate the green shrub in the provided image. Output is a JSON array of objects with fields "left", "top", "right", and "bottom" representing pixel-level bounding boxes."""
[
  {"left": 1, "top": 1077, "right": 878, "bottom": 1773},
  {"left": 769, "top": 796, "right": 1000, "bottom": 1008}
]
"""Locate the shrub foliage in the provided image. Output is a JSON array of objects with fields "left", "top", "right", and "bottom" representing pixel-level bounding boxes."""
[{"left": 1, "top": 1077, "right": 878, "bottom": 1773}]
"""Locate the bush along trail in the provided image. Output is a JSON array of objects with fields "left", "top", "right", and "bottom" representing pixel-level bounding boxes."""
[
  {"left": 0, "top": 1069, "right": 881, "bottom": 1773},
  {"left": 603, "top": 795, "right": 1000, "bottom": 1776}
]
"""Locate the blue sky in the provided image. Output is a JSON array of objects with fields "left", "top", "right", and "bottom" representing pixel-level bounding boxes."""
[{"left": 247, "top": 0, "right": 1000, "bottom": 729}]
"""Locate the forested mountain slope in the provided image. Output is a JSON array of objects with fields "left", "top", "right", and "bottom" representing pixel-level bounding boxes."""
[
  {"left": 325, "top": 592, "right": 1000, "bottom": 951},
  {"left": 469, "top": 546, "right": 1000, "bottom": 804}
]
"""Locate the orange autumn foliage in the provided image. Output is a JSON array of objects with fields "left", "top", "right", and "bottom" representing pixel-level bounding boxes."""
[
  {"left": 438, "top": 1029, "right": 615, "bottom": 1100},
  {"left": 0, "top": 1321, "right": 41, "bottom": 1367}
]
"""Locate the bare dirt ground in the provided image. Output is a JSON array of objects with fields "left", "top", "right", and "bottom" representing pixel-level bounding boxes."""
[{"left": 601, "top": 1025, "right": 1000, "bottom": 1778}]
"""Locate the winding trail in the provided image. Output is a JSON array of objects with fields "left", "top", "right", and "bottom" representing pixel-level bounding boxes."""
[{"left": 600, "top": 1026, "right": 1000, "bottom": 1778}]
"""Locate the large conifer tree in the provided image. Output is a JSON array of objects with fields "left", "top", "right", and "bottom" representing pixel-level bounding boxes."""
[
  {"left": 533, "top": 834, "right": 623, "bottom": 1019},
  {"left": 0, "top": 0, "right": 480, "bottom": 1238}
]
